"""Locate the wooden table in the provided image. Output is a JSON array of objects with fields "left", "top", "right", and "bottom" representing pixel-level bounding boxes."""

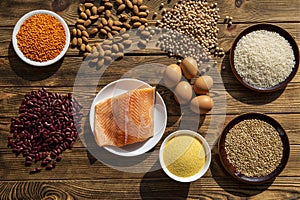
[{"left": 0, "top": 0, "right": 299, "bottom": 199}]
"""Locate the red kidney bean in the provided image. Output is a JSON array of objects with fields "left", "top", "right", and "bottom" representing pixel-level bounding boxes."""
[
  {"left": 35, "top": 154, "right": 40, "bottom": 162},
  {"left": 8, "top": 88, "right": 82, "bottom": 174},
  {"left": 36, "top": 167, "right": 42, "bottom": 172},
  {"left": 50, "top": 152, "right": 56, "bottom": 158},
  {"left": 25, "top": 161, "right": 32, "bottom": 166},
  {"left": 56, "top": 148, "right": 61, "bottom": 155},
  {"left": 56, "top": 156, "right": 62, "bottom": 162},
  {"left": 29, "top": 168, "right": 37, "bottom": 174},
  {"left": 45, "top": 165, "right": 53, "bottom": 170},
  {"left": 26, "top": 156, "right": 32, "bottom": 161},
  {"left": 41, "top": 161, "right": 48, "bottom": 167}
]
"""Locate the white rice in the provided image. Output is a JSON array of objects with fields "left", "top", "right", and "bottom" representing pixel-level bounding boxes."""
[{"left": 234, "top": 30, "right": 295, "bottom": 88}]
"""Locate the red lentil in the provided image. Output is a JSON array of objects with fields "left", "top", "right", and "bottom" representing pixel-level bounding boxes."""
[{"left": 16, "top": 14, "right": 66, "bottom": 62}]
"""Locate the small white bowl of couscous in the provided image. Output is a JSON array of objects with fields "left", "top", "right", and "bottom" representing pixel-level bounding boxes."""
[
  {"left": 12, "top": 10, "right": 70, "bottom": 67},
  {"left": 159, "top": 130, "right": 211, "bottom": 182}
]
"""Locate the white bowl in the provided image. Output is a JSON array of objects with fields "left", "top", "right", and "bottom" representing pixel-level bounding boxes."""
[
  {"left": 12, "top": 10, "right": 70, "bottom": 67},
  {"left": 159, "top": 130, "right": 211, "bottom": 182}
]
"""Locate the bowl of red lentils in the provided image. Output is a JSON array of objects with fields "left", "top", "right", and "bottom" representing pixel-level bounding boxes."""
[{"left": 12, "top": 10, "right": 70, "bottom": 67}]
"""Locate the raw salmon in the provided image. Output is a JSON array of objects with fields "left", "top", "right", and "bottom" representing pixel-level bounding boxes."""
[{"left": 94, "top": 87, "right": 155, "bottom": 147}]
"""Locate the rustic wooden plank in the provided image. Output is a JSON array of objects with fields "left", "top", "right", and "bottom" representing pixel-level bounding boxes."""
[
  {"left": 1, "top": 83, "right": 300, "bottom": 118},
  {"left": 0, "top": 139, "right": 298, "bottom": 180},
  {"left": 1, "top": 111, "right": 300, "bottom": 146},
  {"left": 0, "top": 177, "right": 298, "bottom": 199},
  {"left": 0, "top": 0, "right": 299, "bottom": 27},
  {"left": 0, "top": 56, "right": 177, "bottom": 87},
  {"left": 1, "top": 22, "right": 299, "bottom": 57},
  {"left": 0, "top": 54, "right": 299, "bottom": 87}
]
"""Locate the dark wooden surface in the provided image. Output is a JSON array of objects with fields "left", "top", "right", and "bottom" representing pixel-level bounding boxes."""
[{"left": 0, "top": 0, "right": 299, "bottom": 199}]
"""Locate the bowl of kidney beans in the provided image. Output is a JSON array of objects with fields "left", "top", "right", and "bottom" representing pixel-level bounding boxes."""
[{"left": 7, "top": 88, "right": 83, "bottom": 174}]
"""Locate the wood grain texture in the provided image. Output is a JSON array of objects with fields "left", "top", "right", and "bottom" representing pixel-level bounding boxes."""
[
  {"left": 0, "top": 144, "right": 299, "bottom": 180},
  {"left": 0, "top": 0, "right": 299, "bottom": 199},
  {"left": 1, "top": 84, "right": 300, "bottom": 118},
  {"left": 0, "top": 54, "right": 299, "bottom": 87},
  {"left": 0, "top": 178, "right": 298, "bottom": 200},
  {"left": 0, "top": 0, "right": 299, "bottom": 26},
  {"left": 1, "top": 22, "right": 299, "bottom": 57}
]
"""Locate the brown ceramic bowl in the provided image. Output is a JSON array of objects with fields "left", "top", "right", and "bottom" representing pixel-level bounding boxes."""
[
  {"left": 230, "top": 24, "right": 299, "bottom": 92},
  {"left": 218, "top": 113, "right": 290, "bottom": 184}
]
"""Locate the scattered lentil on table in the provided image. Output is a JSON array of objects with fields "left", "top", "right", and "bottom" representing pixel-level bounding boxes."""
[
  {"left": 16, "top": 14, "right": 66, "bottom": 62},
  {"left": 224, "top": 119, "right": 283, "bottom": 177}
]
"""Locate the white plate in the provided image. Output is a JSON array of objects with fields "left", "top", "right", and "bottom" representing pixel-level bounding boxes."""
[
  {"left": 12, "top": 10, "right": 70, "bottom": 67},
  {"left": 89, "top": 78, "right": 167, "bottom": 157}
]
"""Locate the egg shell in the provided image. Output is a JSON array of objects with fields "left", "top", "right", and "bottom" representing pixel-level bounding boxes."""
[
  {"left": 194, "top": 75, "right": 214, "bottom": 95},
  {"left": 174, "top": 81, "right": 193, "bottom": 105},
  {"left": 180, "top": 57, "right": 198, "bottom": 79},
  {"left": 190, "top": 95, "right": 214, "bottom": 114},
  {"left": 164, "top": 64, "right": 182, "bottom": 88}
]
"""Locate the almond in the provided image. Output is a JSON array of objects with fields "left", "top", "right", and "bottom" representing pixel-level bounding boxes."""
[
  {"left": 71, "top": 37, "right": 78, "bottom": 46},
  {"left": 84, "top": 3, "right": 94, "bottom": 8},
  {"left": 91, "top": 6, "right": 98, "bottom": 15},
  {"left": 79, "top": 4, "right": 85, "bottom": 12},
  {"left": 133, "top": 5, "right": 139, "bottom": 15},
  {"left": 80, "top": 12, "right": 88, "bottom": 20},
  {"left": 116, "top": 0, "right": 123, "bottom": 5},
  {"left": 113, "top": 21, "right": 123, "bottom": 26},
  {"left": 82, "top": 30, "right": 89, "bottom": 38},
  {"left": 80, "top": 43, "right": 86, "bottom": 52},
  {"left": 117, "top": 4, "right": 126, "bottom": 12},
  {"left": 84, "top": 19, "right": 92, "bottom": 27},
  {"left": 90, "top": 27, "right": 99, "bottom": 35},
  {"left": 133, "top": 21, "right": 142, "bottom": 28}
]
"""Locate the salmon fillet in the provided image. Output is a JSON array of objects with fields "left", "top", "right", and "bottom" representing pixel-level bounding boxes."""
[{"left": 94, "top": 87, "right": 155, "bottom": 147}]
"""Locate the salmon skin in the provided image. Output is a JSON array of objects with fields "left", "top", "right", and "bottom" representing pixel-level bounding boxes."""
[{"left": 94, "top": 87, "right": 155, "bottom": 147}]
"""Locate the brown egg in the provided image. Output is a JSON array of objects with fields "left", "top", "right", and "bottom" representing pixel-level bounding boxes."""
[
  {"left": 190, "top": 95, "right": 214, "bottom": 114},
  {"left": 194, "top": 75, "right": 214, "bottom": 95},
  {"left": 174, "top": 81, "right": 193, "bottom": 105},
  {"left": 180, "top": 57, "right": 198, "bottom": 79},
  {"left": 164, "top": 64, "right": 182, "bottom": 88}
]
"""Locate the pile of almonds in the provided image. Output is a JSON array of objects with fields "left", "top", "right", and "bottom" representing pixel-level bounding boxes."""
[
  {"left": 71, "top": 0, "right": 150, "bottom": 59},
  {"left": 157, "top": 0, "right": 224, "bottom": 63},
  {"left": 86, "top": 33, "right": 132, "bottom": 68}
]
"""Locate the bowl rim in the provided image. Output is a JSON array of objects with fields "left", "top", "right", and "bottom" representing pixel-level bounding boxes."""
[
  {"left": 12, "top": 9, "right": 70, "bottom": 67},
  {"left": 230, "top": 23, "right": 299, "bottom": 92},
  {"left": 218, "top": 112, "right": 290, "bottom": 184},
  {"left": 159, "top": 129, "right": 212, "bottom": 183}
]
